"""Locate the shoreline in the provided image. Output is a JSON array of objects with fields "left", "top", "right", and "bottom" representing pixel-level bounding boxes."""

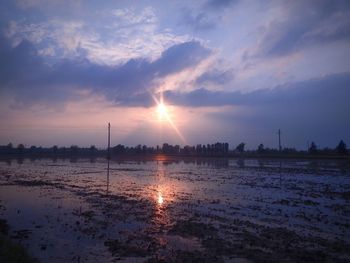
[{"left": 0, "top": 153, "right": 349, "bottom": 162}]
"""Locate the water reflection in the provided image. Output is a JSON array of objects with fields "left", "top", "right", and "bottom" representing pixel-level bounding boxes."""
[
  {"left": 237, "top": 158, "right": 245, "bottom": 168},
  {"left": 279, "top": 160, "right": 282, "bottom": 187},
  {"left": 258, "top": 159, "right": 265, "bottom": 168},
  {"left": 157, "top": 191, "right": 164, "bottom": 206},
  {"left": 1, "top": 155, "right": 350, "bottom": 173},
  {"left": 151, "top": 161, "right": 174, "bottom": 229},
  {"left": 106, "top": 159, "right": 110, "bottom": 195},
  {"left": 155, "top": 161, "right": 166, "bottom": 207},
  {"left": 5, "top": 159, "right": 11, "bottom": 166}
]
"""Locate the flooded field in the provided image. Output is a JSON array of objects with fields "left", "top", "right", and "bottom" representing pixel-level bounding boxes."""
[{"left": 0, "top": 157, "right": 350, "bottom": 262}]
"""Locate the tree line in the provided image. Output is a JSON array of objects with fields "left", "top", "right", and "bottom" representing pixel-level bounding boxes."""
[
  {"left": 0, "top": 143, "right": 101, "bottom": 157},
  {"left": 0, "top": 140, "right": 348, "bottom": 158}
]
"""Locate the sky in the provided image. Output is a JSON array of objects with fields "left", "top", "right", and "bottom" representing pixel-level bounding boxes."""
[{"left": 0, "top": 0, "right": 349, "bottom": 150}]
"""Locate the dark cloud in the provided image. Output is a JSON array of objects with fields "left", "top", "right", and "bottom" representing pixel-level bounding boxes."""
[
  {"left": 205, "top": 0, "right": 239, "bottom": 10},
  {"left": 169, "top": 72, "right": 350, "bottom": 148},
  {"left": 165, "top": 72, "right": 350, "bottom": 108},
  {"left": 179, "top": 0, "right": 238, "bottom": 32},
  {"left": 153, "top": 41, "right": 211, "bottom": 75},
  {"left": 116, "top": 71, "right": 350, "bottom": 131},
  {"left": 255, "top": 0, "right": 350, "bottom": 57},
  {"left": 196, "top": 69, "right": 234, "bottom": 85},
  {"left": 0, "top": 36, "right": 211, "bottom": 104},
  {"left": 0, "top": 36, "right": 45, "bottom": 84},
  {"left": 180, "top": 9, "right": 217, "bottom": 31}
]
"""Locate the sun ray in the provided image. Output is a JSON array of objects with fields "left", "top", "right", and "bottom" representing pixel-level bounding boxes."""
[{"left": 151, "top": 93, "right": 186, "bottom": 144}]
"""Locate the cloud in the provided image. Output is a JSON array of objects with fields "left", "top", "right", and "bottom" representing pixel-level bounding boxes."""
[
  {"left": 0, "top": 35, "right": 211, "bottom": 105},
  {"left": 15, "top": 0, "right": 80, "bottom": 10},
  {"left": 112, "top": 7, "right": 157, "bottom": 26},
  {"left": 113, "top": 72, "right": 350, "bottom": 120},
  {"left": 180, "top": 9, "right": 217, "bottom": 31},
  {"left": 109, "top": 72, "right": 350, "bottom": 148},
  {"left": 173, "top": 72, "right": 350, "bottom": 148},
  {"left": 179, "top": 0, "right": 239, "bottom": 32},
  {"left": 205, "top": 0, "right": 239, "bottom": 10},
  {"left": 0, "top": 35, "right": 45, "bottom": 87},
  {"left": 152, "top": 41, "right": 211, "bottom": 75},
  {"left": 5, "top": 6, "right": 189, "bottom": 65},
  {"left": 196, "top": 68, "right": 234, "bottom": 85},
  {"left": 164, "top": 72, "right": 350, "bottom": 108},
  {"left": 254, "top": 0, "right": 350, "bottom": 57}
]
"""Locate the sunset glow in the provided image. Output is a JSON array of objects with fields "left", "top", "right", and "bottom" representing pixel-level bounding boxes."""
[
  {"left": 0, "top": 0, "right": 348, "bottom": 149},
  {"left": 157, "top": 102, "right": 168, "bottom": 120},
  {"left": 1, "top": 1, "right": 349, "bottom": 262}
]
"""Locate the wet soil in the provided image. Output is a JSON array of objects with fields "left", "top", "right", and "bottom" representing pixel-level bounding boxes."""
[{"left": 0, "top": 158, "right": 349, "bottom": 262}]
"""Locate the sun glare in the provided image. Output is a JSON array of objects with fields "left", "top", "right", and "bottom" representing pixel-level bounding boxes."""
[
  {"left": 151, "top": 93, "right": 186, "bottom": 143},
  {"left": 157, "top": 102, "right": 168, "bottom": 119}
]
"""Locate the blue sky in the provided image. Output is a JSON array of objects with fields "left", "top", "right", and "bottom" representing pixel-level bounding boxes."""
[{"left": 0, "top": 0, "right": 349, "bottom": 149}]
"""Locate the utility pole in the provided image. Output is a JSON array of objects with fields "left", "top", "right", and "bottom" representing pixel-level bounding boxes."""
[
  {"left": 107, "top": 123, "right": 111, "bottom": 159},
  {"left": 278, "top": 129, "right": 282, "bottom": 152},
  {"left": 106, "top": 122, "right": 110, "bottom": 195}
]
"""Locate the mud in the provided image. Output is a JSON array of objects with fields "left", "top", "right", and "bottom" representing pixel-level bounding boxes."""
[{"left": 0, "top": 158, "right": 349, "bottom": 262}]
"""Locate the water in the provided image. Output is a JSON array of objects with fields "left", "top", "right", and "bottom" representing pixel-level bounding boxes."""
[{"left": 0, "top": 157, "right": 349, "bottom": 262}]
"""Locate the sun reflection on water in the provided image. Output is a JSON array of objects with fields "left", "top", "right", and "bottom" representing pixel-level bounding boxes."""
[{"left": 157, "top": 191, "right": 164, "bottom": 205}]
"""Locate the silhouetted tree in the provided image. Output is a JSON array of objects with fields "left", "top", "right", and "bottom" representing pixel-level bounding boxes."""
[
  {"left": 309, "top": 142, "right": 318, "bottom": 154},
  {"left": 257, "top": 143, "right": 264, "bottom": 153},
  {"left": 113, "top": 144, "right": 125, "bottom": 154},
  {"left": 52, "top": 145, "right": 58, "bottom": 154},
  {"left": 336, "top": 140, "right": 348, "bottom": 155},
  {"left": 236, "top": 143, "right": 245, "bottom": 153},
  {"left": 7, "top": 143, "right": 13, "bottom": 149},
  {"left": 30, "top": 146, "right": 37, "bottom": 152},
  {"left": 224, "top": 143, "right": 229, "bottom": 154},
  {"left": 17, "top": 144, "right": 25, "bottom": 154},
  {"left": 70, "top": 145, "right": 79, "bottom": 154},
  {"left": 17, "top": 144, "right": 24, "bottom": 149},
  {"left": 89, "top": 145, "right": 97, "bottom": 152}
]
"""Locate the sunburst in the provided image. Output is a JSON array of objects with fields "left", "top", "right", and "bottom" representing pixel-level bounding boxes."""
[
  {"left": 152, "top": 93, "right": 186, "bottom": 143},
  {"left": 157, "top": 102, "right": 168, "bottom": 120}
]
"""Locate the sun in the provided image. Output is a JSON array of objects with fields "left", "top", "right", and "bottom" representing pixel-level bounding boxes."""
[
  {"left": 157, "top": 102, "right": 168, "bottom": 119},
  {"left": 152, "top": 93, "right": 186, "bottom": 143}
]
